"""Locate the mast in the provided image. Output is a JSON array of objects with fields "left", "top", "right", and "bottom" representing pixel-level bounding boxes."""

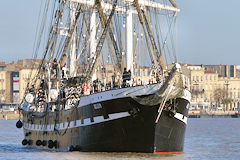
[
  {"left": 69, "top": 2, "right": 77, "bottom": 77},
  {"left": 85, "top": 0, "right": 118, "bottom": 80},
  {"left": 90, "top": 9, "right": 97, "bottom": 81},
  {"left": 67, "top": 0, "right": 180, "bottom": 78},
  {"left": 126, "top": 6, "right": 133, "bottom": 78}
]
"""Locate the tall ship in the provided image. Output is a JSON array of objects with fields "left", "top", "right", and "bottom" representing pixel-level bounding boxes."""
[{"left": 17, "top": 0, "right": 191, "bottom": 153}]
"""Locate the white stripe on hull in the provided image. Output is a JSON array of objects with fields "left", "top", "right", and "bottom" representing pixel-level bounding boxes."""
[
  {"left": 23, "top": 112, "right": 131, "bottom": 131},
  {"left": 23, "top": 111, "right": 187, "bottom": 132},
  {"left": 174, "top": 112, "right": 188, "bottom": 124}
]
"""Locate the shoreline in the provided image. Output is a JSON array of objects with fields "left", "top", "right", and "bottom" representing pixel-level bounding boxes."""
[
  {"left": 0, "top": 112, "right": 239, "bottom": 120},
  {"left": 188, "top": 110, "right": 238, "bottom": 118},
  {"left": 0, "top": 113, "right": 20, "bottom": 120}
]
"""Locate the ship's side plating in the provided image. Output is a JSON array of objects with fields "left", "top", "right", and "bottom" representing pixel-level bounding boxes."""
[{"left": 21, "top": 85, "right": 190, "bottom": 153}]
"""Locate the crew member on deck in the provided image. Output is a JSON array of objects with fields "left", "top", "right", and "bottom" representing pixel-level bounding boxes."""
[
  {"left": 61, "top": 64, "right": 67, "bottom": 79},
  {"left": 52, "top": 58, "right": 58, "bottom": 78},
  {"left": 122, "top": 68, "right": 129, "bottom": 87},
  {"left": 93, "top": 80, "right": 98, "bottom": 93},
  {"left": 40, "top": 79, "right": 47, "bottom": 90},
  {"left": 127, "top": 70, "right": 131, "bottom": 80}
]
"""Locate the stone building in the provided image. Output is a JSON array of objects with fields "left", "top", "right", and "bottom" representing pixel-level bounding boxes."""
[
  {"left": 0, "top": 63, "right": 22, "bottom": 103},
  {"left": 204, "top": 64, "right": 239, "bottom": 78},
  {"left": 0, "top": 60, "right": 41, "bottom": 104},
  {"left": 188, "top": 64, "right": 240, "bottom": 111},
  {"left": 17, "top": 59, "right": 43, "bottom": 68},
  {"left": 0, "top": 71, "right": 10, "bottom": 103}
]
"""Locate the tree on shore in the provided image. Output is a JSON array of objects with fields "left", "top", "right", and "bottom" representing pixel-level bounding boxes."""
[
  {"left": 191, "top": 88, "right": 204, "bottom": 99},
  {"left": 214, "top": 88, "right": 226, "bottom": 107},
  {"left": 213, "top": 88, "right": 232, "bottom": 110}
]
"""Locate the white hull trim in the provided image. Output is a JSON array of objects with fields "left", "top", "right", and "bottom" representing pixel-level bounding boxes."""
[
  {"left": 23, "top": 111, "right": 187, "bottom": 132},
  {"left": 174, "top": 112, "right": 188, "bottom": 124},
  {"left": 23, "top": 112, "right": 131, "bottom": 132}
]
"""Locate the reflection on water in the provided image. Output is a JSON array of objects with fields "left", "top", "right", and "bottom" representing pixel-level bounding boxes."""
[{"left": 0, "top": 119, "right": 240, "bottom": 160}]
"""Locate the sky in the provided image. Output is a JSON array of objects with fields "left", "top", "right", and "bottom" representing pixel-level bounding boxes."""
[{"left": 0, "top": 0, "right": 240, "bottom": 65}]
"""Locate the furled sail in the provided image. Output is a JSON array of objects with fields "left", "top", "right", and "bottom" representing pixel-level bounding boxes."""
[{"left": 129, "top": 64, "right": 184, "bottom": 106}]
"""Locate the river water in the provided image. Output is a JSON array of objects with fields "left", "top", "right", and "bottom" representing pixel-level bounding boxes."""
[{"left": 0, "top": 118, "right": 240, "bottom": 160}]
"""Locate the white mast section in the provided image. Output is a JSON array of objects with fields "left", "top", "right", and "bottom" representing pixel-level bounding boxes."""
[
  {"left": 90, "top": 9, "right": 97, "bottom": 81},
  {"left": 90, "top": 10, "right": 97, "bottom": 59},
  {"left": 69, "top": 2, "right": 77, "bottom": 77},
  {"left": 126, "top": 7, "right": 133, "bottom": 77}
]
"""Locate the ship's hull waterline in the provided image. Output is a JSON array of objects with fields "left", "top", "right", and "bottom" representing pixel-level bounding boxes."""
[{"left": 21, "top": 84, "right": 190, "bottom": 153}]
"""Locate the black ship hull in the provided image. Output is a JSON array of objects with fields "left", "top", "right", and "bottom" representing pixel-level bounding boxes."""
[{"left": 21, "top": 86, "right": 190, "bottom": 153}]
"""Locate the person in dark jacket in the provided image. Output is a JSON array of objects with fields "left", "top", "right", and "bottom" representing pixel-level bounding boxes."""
[
  {"left": 122, "top": 68, "right": 129, "bottom": 87},
  {"left": 52, "top": 58, "right": 58, "bottom": 78},
  {"left": 127, "top": 69, "right": 131, "bottom": 81}
]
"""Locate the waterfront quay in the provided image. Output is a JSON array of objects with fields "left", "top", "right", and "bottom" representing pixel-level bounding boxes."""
[
  {"left": 188, "top": 110, "right": 236, "bottom": 118},
  {"left": 1, "top": 110, "right": 237, "bottom": 120},
  {"left": 0, "top": 113, "right": 19, "bottom": 120},
  {"left": 0, "top": 103, "right": 19, "bottom": 120}
]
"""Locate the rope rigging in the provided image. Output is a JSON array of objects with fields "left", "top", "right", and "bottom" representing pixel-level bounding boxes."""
[
  {"left": 85, "top": 0, "right": 119, "bottom": 81},
  {"left": 20, "top": 0, "right": 181, "bottom": 108},
  {"left": 95, "top": 0, "right": 122, "bottom": 73}
]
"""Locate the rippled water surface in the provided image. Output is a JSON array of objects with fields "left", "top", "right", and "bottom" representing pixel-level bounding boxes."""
[{"left": 0, "top": 119, "right": 240, "bottom": 160}]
